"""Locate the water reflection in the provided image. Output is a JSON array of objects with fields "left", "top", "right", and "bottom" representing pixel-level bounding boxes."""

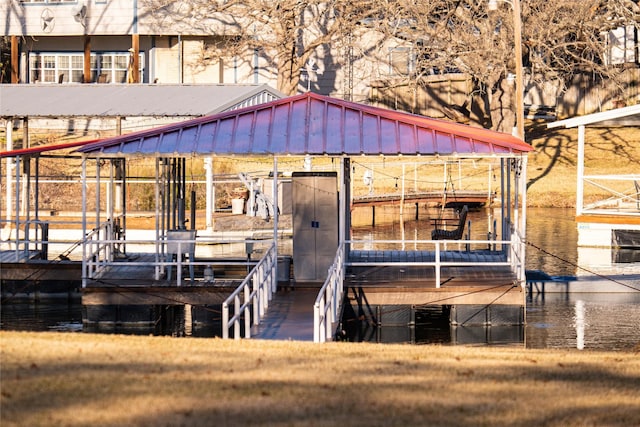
[{"left": 526, "top": 293, "right": 640, "bottom": 351}]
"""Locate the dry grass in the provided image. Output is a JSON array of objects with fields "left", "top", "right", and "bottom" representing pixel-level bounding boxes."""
[{"left": 1, "top": 331, "right": 639, "bottom": 427}]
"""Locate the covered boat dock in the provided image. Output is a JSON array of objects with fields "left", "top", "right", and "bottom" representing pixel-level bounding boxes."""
[{"left": 2, "top": 92, "right": 532, "bottom": 341}]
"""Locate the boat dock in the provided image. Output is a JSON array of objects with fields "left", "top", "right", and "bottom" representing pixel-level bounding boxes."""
[{"left": 353, "top": 190, "right": 492, "bottom": 208}]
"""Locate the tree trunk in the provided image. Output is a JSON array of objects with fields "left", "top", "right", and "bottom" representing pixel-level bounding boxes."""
[
  {"left": 276, "top": 50, "right": 303, "bottom": 96},
  {"left": 489, "top": 77, "right": 516, "bottom": 134}
]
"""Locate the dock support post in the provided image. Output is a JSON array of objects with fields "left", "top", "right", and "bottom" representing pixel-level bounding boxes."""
[
  {"left": 435, "top": 242, "right": 441, "bottom": 288},
  {"left": 272, "top": 156, "right": 279, "bottom": 292}
]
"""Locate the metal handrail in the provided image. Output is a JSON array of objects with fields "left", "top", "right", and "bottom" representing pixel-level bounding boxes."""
[
  {"left": 314, "top": 243, "right": 345, "bottom": 343},
  {"left": 222, "top": 242, "right": 277, "bottom": 339},
  {"left": 581, "top": 174, "right": 640, "bottom": 213},
  {"left": 80, "top": 231, "right": 273, "bottom": 285},
  {"left": 84, "top": 220, "right": 114, "bottom": 283}
]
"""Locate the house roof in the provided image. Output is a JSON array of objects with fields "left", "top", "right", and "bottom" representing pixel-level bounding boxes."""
[
  {"left": 547, "top": 104, "right": 640, "bottom": 128},
  {"left": 0, "top": 84, "right": 284, "bottom": 118},
  {"left": 75, "top": 92, "right": 532, "bottom": 158}
]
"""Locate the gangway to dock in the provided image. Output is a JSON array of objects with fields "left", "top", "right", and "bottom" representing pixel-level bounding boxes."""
[{"left": 251, "top": 289, "right": 318, "bottom": 341}]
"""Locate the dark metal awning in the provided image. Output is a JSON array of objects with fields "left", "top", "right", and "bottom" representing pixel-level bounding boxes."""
[{"left": 75, "top": 92, "right": 532, "bottom": 158}]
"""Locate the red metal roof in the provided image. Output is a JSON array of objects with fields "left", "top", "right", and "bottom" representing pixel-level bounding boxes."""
[
  {"left": 76, "top": 92, "right": 532, "bottom": 157},
  {"left": 0, "top": 139, "right": 100, "bottom": 159}
]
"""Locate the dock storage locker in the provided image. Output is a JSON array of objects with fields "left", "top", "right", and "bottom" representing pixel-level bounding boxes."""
[{"left": 292, "top": 172, "right": 339, "bottom": 282}]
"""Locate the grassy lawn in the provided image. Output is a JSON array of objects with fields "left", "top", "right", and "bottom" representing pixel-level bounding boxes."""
[{"left": 1, "top": 331, "right": 639, "bottom": 427}]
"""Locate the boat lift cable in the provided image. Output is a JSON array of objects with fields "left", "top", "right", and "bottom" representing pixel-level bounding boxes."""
[
  {"left": 525, "top": 240, "right": 640, "bottom": 292},
  {"left": 383, "top": 282, "right": 520, "bottom": 313},
  {"left": 455, "top": 285, "right": 517, "bottom": 326}
]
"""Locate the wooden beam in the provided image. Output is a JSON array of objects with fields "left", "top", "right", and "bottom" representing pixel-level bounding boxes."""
[
  {"left": 130, "top": 33, "right": 140, "bottom": 83},
  {"left": 11, "top": 35, "right": 19, "bottom": 83},
  {"left": 83, "top": 36, "right": 91, "bottom": 83},
  {"left": 350, "top": 285, "right": 524, "bottom": 306},
  {"left": 82, "top": 287, "right": 234, "bottom": 306}
]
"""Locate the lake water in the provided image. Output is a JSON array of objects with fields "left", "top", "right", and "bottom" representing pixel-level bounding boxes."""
[{"left": 2, "top": 207, "right": 639, "bottom": 350}]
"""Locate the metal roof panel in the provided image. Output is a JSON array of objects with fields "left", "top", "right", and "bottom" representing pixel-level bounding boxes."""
[{"left": 71, "top": 92, "right": 532, "bottom": 158}]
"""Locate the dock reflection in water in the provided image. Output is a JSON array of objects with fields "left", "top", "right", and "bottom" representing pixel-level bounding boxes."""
[{"left": 3, "top": 295, "right": 640, "bottom": 350}]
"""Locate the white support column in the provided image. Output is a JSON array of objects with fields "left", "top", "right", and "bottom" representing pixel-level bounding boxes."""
[
  {"left": 204, "top": 156, "right": 213, "bottom": 230},
  {"left": 340, "top": 157, "right": 346, "bottom": 246},
  {"left": 20, "top": 158, "right": 27, "bottom": 217},
  {"left": 81, "top": 157, "right": 88, "bottom": 288},
  {"left": 14, "top": 156, "right": 20, "bottom": 256},
  {"left": 4, "top": 120, "right": 13, "bottom": 223},
  {"left": 500, "top": 158, "right": 506, "bottom": 247},
  {"left": 115, "top": 160, "right": 123, "bottom": 214},
  {"left": 507, "top": 159, "right": 512, "bottom": 234},
  {"left": 272, "top": 156, "right": 279, "bottom": 292},
  {"left": 576, "top": 125, "right": 586, "bottom": 216},
  {"left": 95, "top": 160, "right": 101, "bottom": 230},
  {"left": 520, "top": 155, "right": 528, "bottom": 284},
  {"left": 106, "top": 161, "right": 114, "bottom": 220},
  {"left": 154, "top": 158, "right": 162, "bottom": 280}
]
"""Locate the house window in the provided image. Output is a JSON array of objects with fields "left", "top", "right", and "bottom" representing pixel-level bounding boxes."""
[
  {"left": 604, "top": 25, "right": 638, "bottom": 65},
  {"left": 28, "top": 52, "right": 145, "bottom": 84},
  {"left": 388, "top": 47, "right": 414, "bottom": 76}
]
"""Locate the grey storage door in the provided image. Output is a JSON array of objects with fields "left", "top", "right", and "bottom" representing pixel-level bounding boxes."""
[{"left": 292, "top": 172, "right": 339, "bottom": 282}]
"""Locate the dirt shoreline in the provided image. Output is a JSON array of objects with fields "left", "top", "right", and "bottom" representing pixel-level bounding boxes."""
[{"left": 1, "top": 331, "right": 639, "bottom": 427}]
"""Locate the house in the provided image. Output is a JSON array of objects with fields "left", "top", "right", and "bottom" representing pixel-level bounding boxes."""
[
  {"left": 1, "top": 0, "right": 390, "bottom": 100},
  {"left": 3, "top": 1, "right": 638, "bottom": 122}
]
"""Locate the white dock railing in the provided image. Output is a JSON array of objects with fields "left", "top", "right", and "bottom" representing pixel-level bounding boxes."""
[
  {"left": 84, "top": 220, "right": 115, "bottom": 283},
  {"left": 314, "top": 243, "right": 345, "bottom": 343},
  {"left": 346, "top": 239, "right": 520, "bottom": 284},
  {"left": 80, "top": 226, "right": 274, "bottom": 288},
  {"left": 222, "top": 242, "right": 277, "bottom": 339},
  {"left": 580, "top": 174, "right": 640, "bottom": 215},
  {"left": 312, "top": 233, "right": 526, "bottom": 342}
]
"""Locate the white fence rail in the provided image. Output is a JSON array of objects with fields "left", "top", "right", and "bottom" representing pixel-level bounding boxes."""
[
  {"left": 314, "top": 243, "right": 345, "bottom": 343},
  {"left": 581, "top": 174, "right": 640, "bottom": 214},
  {"left": 222, "top": 243, "right": 277, "bottom": 339}
]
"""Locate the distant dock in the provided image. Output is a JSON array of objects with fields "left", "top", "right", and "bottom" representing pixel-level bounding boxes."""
[{"left": 353, "top": 190, "right": 492, "bottom": 208}]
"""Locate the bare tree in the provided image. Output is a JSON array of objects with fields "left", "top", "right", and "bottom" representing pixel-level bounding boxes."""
[
  {"left": 0, "top": 36, "right": 10, "bottom": 83},
  {"left": 140, "top": 0, "right": 381, "bottom": 95},
  {"left": 374, "top": 0, "right": 640, "bottom": 133},
  {"left": 140, "top": 0, "right": 639, "bottom": 132}
]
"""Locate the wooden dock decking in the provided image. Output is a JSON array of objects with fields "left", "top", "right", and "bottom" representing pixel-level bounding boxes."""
[{"left": 345, "top": 249, "right": 522, "bottom": 306}]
